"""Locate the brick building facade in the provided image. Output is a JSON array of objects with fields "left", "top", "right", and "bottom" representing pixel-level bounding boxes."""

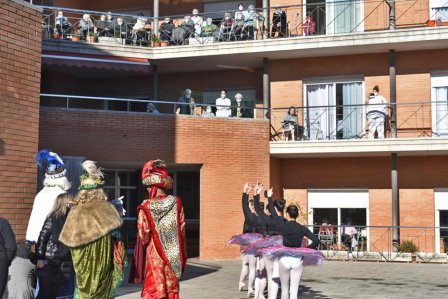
[{"left": 0, "top": 0, "right": 42, "bottom": 238}]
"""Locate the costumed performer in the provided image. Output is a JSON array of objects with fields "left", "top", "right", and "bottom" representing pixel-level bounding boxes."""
[
  {"left": 129, "top": 160, "right": 187, "bottom": 299},
  {"left": 59, "top": 160, "right": 125, "bottom": 299}
]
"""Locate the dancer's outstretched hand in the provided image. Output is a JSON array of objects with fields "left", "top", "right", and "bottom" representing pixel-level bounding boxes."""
[
  {"left": 255, "top": 182, "right": 264, "bottom": 195},
  {"left": 267, "top": 187, "right": 273, "bottom": 198},
  {"left": 243, "top": 182, "right": 252, "bottom": 194}
]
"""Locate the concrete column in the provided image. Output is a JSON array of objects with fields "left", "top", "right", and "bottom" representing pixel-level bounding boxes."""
[
  {"left": 263, "top": 58, "right": 270, "bottom": 119},
  {"left": 153, "top": 0, "right": 159, "bottom": 37},
  {"left": 152, "top": 64, "right": 158, "bottom": 101},
  {"left": 391, "top": 153, "right": 399, "bottom": 251},
  {"left": 389, "top": 49, "right": 397, "bottom": 138},
  {"left": 263, "top": 0, "right": 269, "bottom": 39},
  {"left": 387, "top": 0, "right": 396, "bottom": 30}
]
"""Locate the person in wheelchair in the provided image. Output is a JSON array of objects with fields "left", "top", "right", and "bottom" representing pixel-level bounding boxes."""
[{"left": 283, "top": 106, "right": 302, "bottom": 140}]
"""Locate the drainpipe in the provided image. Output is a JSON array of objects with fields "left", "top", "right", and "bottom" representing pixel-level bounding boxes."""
[
  {"left": 387, "top": 0, "right": 396, "bottom": 30},
  {"left": 153, "top": 0, "right": 159, "bottom": 37},
  {"left": 263, "top": 0, "right": 269, "bottom": 39},
  {"left": 389, "top": 49, "right": 399, "bottom": 251},
  {"left": 263, "top": 58, "right": 270, "bottom": 119},
  {"left": 152, "top": 64, "right": 158, "bottom": 102}
]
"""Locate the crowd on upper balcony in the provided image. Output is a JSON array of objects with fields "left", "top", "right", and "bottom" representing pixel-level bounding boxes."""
[{"left": 44, "top": 4, "right": 318, "bottom": 46}]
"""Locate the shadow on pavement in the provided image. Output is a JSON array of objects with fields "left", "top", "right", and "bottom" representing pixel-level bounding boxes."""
[{"left": 180, "top": 261, "right": 221, "bottom": 282}]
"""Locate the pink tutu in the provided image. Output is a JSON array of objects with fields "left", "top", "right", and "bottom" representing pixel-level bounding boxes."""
[
  {"left": 227, "top": 233, "right": 264, "bottom": 246},
  {"left": 242, "top": 235, "right": 283, "bottom": 256},
  {"left": 258, "top": 246, "right": 324, "bottom": 266}
]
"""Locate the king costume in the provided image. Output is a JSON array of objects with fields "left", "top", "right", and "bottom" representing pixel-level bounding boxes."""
[
  {"left": 59, "top": 160, "right": 125, "bottom": 299},
  {"left": 130, "top": 160, "right": 187, "bottom": 299}
]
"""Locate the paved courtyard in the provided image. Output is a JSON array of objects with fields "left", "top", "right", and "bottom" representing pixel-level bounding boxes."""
[{"left": 117, "top": 259, "right": 448, "bottom": 299}]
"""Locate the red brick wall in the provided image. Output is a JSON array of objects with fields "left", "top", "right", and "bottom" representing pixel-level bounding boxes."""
[
  {"left": 0, "top": 0, "right": 42, "bottom": 239},
  {"left": 39, "top": 109, "right": 270, "bottom": 259},
  {"left": 0, "top": 0, "right": 41, "bottom": 239}
]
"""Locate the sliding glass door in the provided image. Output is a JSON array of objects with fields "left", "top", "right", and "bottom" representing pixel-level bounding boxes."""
[
  {"left": 305, "top": 80, "right": 364, "bottom": 140},
  {"left": 327, "top": 0, "right": 363, "bottom": 34}
]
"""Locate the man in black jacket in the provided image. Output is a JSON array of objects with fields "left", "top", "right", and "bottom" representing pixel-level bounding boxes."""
[{"left": 0, "top": 217, "right": 16, "bottom": 297}]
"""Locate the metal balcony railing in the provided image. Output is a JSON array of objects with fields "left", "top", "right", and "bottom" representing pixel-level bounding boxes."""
[
  {"left": 306, "top": 224, "right": 448, "bottom": 262},
  {"left": 270, "top": 101, "right": 448, "bottom": 141},
  {"left": 39, "top": 0, "right": 448, "bottom": 47}
]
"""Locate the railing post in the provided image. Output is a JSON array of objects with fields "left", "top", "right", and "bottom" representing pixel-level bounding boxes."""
[
  {"left": 391, "top": 153, "right": 399, "bottom": 252},
  {"left": 153, "top": 0, "right": 159, "bottom": 37},
  {"left": 263, "top": 0, "right": 269, "bottom": 39},
  {"left": 263, "top": 57, "right": 270, "bottom": 119}
]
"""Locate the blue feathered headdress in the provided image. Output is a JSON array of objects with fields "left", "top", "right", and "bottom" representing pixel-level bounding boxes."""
[{"left": 36, "top": 150, "right": 67, "bottom": 179}]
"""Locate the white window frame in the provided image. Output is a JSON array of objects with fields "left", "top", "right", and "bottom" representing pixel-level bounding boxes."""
[
  {"left": 303, "top": 76, "right": 366, "bottom": 140},
  {"left": 429, "top": 0, "right": 448, "bottom": 21},
  {"left": 307, "top": 190, "right": 370, "bottom": 251},
  {"left": 430, "top": 73, "right": 448, "bottom": 136},
  {"left": 103, "top": 169, "right": 138, "bottom": 221},
  {"left": 434, "top": 190, "right": 448, "bottom": 254}
]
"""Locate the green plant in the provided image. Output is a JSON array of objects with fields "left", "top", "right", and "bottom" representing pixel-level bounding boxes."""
[
  {"left": 398, "top": 239, "right": 418, "bottom": 253},
  {"left": 151, "top": 35, "right": 161, "bottom": 42},
  {"left": 88, "top": 31, "right": 95, "bottom": 37}
]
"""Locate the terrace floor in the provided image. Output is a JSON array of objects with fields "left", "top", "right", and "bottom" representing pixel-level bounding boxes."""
[{"left": 117, "top": 258, "right": 448, "bottom": 298}]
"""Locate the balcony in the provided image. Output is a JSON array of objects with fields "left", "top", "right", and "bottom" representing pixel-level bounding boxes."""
[
  {"left": 40, "top": 1, "right": 448, "bottom": 69},
  {"left": 270, "top": 100, "right": 448, "bottom": 157}
]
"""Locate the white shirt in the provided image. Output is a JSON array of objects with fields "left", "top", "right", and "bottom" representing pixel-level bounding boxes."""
[
  {"left": 367, "top": 94, "right": 387, "bottom": 116},
  {"left": 191, "top": 15, "right": 204, "bottom": 35},
  {"left": 216, "top": 97, "right": 231, "bottom": 117},
  {"left": 25, "top": 186, "right": 66, "bottom": 242}
]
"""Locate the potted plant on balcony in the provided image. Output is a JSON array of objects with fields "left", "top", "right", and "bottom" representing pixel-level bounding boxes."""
[
  {"left": 87, "top": 31, "right": 95, "bottom": 43},
  {"left": 151, "top": 35, "right": 161, "bottom": 47},
  {"left": 426, "top": 19, "right": 436, "bottom": 27},
  {"left": 71, "top": 35, "right": 80, "bottom": 42},
  {"left": 160, "top": 39, "right": 169, "bottom": 47},
  {"left": 398, "top": 239, "right": 419, "bottom": 263}
]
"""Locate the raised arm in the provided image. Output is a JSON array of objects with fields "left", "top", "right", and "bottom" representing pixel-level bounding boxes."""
[
  {"left": 242, "top": 183, "right": 254, "bottom": 220},
  {"left": 266, "top": 187, "right": 280, "bottom": 219}
]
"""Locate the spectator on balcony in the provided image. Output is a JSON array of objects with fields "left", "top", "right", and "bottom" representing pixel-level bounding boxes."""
[
  {"left": 272, "top": 5, "right": 287, "bottom": 38},
  {"left": 233, "top": 93, "right": 249, "bottom": 118},
  {"left": 220, "top": 12, "right": 233, "bottom": 41},
  {"left": 96, "top": 14, "right": 112, "bottom": 37},
  {"left": 55, "top": 11, "right": 72, "bottom": 36},
  {"left": 191, "top": 8, "right": 204, "bottom": 37},
  {"left": 201, "top": 18, "right": 218, "bottom": 38},
  {"left": 216, "top": 90, "right": 232, "bottom": 117},
  {"left": 132, "top": 18, "right": 150, "bottom": 45},
  {"left": 146, "top": 103, "right": 160, "bottom": 114},
  {"left": 78, "top": 14, "right": 94, "bottom": 40},
  {"left": 202, "top": 106, "right": 215, "bottom": 117},
  {"left": 235, "top": 3, "right": 246, "bottom": 19},
  {"left": 113, "top": 17, "right": 128, "bottom": 40},
  {"left": 303, "top": 15, "right": 316, "bottom": 35},
  {"left": 172, "top": 16, "right": 194, "bottom": 45},
  {"left": 107, "top": 12, "right": 114, "bottom": 23},
  {"left": 159, "top": 17, "right": 175, "bottom": 41},
  {"left": 243, "top": 5, "right": 259, "bottom": 40},
  {"left": 234, "top": 12, "right": 245, "bottom": 40},
  {"left": 366, "top": 85, "right": 388, "bottom": 139},
  {"left": 176, "top": 89, "right": 195, "bottom": 115},
  {"left": 283, "top": 106, "right": 299, "bottom": 140}
]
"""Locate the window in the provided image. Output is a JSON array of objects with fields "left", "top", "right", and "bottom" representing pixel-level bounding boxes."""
[
  {"left": 103, "top": 170, "right": 139, "bottom": 219},
  {"left": 431, "top": 74, "right": 448, "bottom": 136},
  {"left": 305, "top": 0, "right": 363, "bottom": 35},
  {"left": 434, "top": 191, "right": 448, "bottom": 253},
  {"left": 304, "top": 79, "right": 364, "bottom": 140},
  {"left": 430, "top": 0, "right": 448, "bottom": 21},
  {"left": 308, "top": 191, "right": 369, "bottom": 250}
]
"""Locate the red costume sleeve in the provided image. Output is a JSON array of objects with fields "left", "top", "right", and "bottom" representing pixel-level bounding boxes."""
[{"left": 177, "top": 196, "right": 187, "bottom": 273}]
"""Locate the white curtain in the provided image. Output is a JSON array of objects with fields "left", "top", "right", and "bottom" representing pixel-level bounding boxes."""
[
  {"left": 342, "top": 82, "right": 363, "bottom": 138},
  {"left": 434, "top": 87, "right": 448, "bottom": 136},
  {"left": 306, "top": 84, "right": 335, "bottom": 139},
  {"left": 327, "top": 0, "right": 363, "bottom": 34}
]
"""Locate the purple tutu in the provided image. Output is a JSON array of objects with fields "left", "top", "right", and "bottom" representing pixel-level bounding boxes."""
[
  {"left": 242, "top": 235, "right": 283, "bottom": 256},
  {"left": 258, "top": 246, "right": 324, "bottom": 266},
  {"left": 227, "top": 233, "right": 264, "bottom": 246}
]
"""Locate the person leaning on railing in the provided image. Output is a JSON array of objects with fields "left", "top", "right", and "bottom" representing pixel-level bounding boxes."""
[
  {"left": 96, "top": 14, "right": 112, "bottom": 37},
  {"left": 365, "top": 85, "right": 388, "bottom": 139},
  {"left": 113, "top": 17, "right": 129, "bottom": 41},
  {"left": 191, "top": 8, "right": 204, "bottom": 37},
  {"left": 220, "top": 12, "right": 234, "bottom": 41},
  {"left": 233, "top": 12, "right": 245, "bottom": 40}
]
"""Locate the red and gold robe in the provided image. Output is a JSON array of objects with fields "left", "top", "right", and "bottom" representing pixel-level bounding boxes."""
[{"left": 136, "top": 195, "right": 187, "bottom": 299}]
